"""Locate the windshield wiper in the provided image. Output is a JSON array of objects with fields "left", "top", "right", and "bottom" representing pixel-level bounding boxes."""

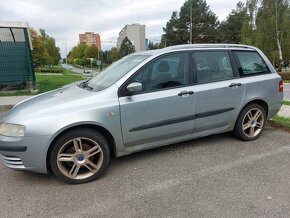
[{"left": 78, "top": 80, "right": 94, "bottom": 91}]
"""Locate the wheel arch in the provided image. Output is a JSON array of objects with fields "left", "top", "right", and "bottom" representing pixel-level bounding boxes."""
[
  {"left": 233, "top": 98, "right": 269, "bottom": 141},
  {"left": 240, "top": 99, "right": 269, "bottom": 119},
  {"left": 46, "top": 124, "right": 116, "bottom": 172}
]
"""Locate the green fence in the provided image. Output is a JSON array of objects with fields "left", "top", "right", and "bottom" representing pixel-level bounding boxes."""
[{"left": 0, "top": 27, "right": 35, "bottom": 89}]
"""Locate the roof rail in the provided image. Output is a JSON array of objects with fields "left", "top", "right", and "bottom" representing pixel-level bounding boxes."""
[{"left": 161, "top": 44, "right": 256, "bottom": 51}]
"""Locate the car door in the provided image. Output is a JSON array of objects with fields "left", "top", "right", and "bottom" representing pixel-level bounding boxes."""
[
  {"left": 118, "top": 52, "right": 195, "bottom": 148},
  {"left": 191, "top": 50, "right": 245, "bottom": 133}
]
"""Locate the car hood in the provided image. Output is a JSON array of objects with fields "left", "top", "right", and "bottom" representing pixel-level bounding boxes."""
[{"left": 2, "top": 84, "right": 99, "bottom": 123}]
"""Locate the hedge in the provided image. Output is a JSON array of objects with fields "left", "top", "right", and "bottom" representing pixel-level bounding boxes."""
[
  {"left": 37, "top": 69, "right": 63, "bottom": 74},
  {"left": 278, "top": 72, "right": 290, "bottom": 81}
]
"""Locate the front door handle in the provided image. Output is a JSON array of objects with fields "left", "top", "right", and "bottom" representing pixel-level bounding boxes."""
[
  {"left": 229, "top": 83, "right": 242, "bottom": 87},
  {"left": 178, "top": 91, "right": 194, "bottom": 96}
]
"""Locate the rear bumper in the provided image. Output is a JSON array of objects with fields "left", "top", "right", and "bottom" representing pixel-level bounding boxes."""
[
  {"left": 0, "top": 135, "right": 51, "bottom": 174},
  {"left": 268, "top": 101, "right": 283, "bottom": 119}
]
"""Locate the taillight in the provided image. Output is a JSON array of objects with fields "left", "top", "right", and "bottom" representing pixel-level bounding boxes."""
[{"left": 279, "top": 80, "right": 283, "bottom": 92}]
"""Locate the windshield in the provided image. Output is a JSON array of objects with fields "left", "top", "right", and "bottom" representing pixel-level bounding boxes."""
[{"left": 87, "top": 54, "right": 151, "bottom": 91}]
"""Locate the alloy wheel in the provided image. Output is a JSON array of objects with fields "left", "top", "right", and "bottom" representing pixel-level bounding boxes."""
[
  {"left": 242, "top": 108, "right": 264, "bottom": 138},
  {"left": 56, "top": 137, "right": 104, "bottom": 180}
]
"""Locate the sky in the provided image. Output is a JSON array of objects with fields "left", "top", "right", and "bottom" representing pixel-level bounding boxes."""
[{"left": 0, "top": 0, "right": 244, "bottom": 57}]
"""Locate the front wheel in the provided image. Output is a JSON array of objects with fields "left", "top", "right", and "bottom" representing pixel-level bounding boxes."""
[
  {"left": 49, "top": 129, "right": 110, "bottom": 184},
  {"left": 233, "top": 103, "right": 266, "bottom": 141}
]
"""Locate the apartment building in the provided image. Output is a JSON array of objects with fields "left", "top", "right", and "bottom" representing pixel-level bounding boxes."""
[
  {"left": 79, "top": 32, "right": 101, "bottom": 50},
  {"left": 116, "top": 24, "right": 146, "bottom": 52}
]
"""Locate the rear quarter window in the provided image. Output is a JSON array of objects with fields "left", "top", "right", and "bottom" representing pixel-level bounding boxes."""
[{"left": 234, "top": 51, "right": 270, "bottom": 76}]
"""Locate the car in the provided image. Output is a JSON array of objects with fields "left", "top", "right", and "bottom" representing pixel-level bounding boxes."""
[
  {"left": 0, "top": 44, "right": 283, "bottom": 184},
  {"left": 69, "top": 66, "right": 73, "bottom": 70},
  {"left": 83, "top": 69, "right": 92, "bottom": 74},
  {"left": 83, "top": 69, "right": 93, "bottom": 77}
]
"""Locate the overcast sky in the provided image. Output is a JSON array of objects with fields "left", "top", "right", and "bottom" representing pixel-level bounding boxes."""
[{"left": 0, "top": 0, "right": 244, "bottom": 57}]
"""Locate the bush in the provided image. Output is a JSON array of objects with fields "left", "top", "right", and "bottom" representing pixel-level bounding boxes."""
[{"left": 278, "top": 72, "right": 290, "bottom": 81}]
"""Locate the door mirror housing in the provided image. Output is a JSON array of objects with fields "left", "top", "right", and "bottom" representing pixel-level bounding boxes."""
[{"left": 126, "top": 82, "right": 142, "bottom": 94}]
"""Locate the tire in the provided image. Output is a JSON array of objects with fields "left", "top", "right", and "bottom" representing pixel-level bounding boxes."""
[
  {"left": 233, "top": 103, "right": 266, "bottom": 141},
  {"left": 49, "top": 129, "right": 110, "bottom": 184}
]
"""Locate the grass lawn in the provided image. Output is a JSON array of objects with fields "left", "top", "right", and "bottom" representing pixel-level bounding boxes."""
[
  {"left": 0, "top": 67, "right": 85, "bottom": 96},
  {"left": 269, "top": 115, "right": 290, "bottom": 131},
  {"left": 283, "top": 100, "right": 290, "bottom": 106},
  {"left": 36, "top": 72, "right": 84, "bottom": 93},
  {"left": 284, "top": 80, "right": 290, "bottom": 83},
  {"left": 0, "top": 90, "right": 34, "bottom": 96}
]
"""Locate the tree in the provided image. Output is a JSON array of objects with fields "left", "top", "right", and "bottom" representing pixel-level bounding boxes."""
[
  {"left": 161, "top": 11, "right": 185, "bottom": 46},
  {"left": 46, "top": 37, "right": 61, "bottom": 66},
  {"left": 69, "top": 44, "right": 87, "bottom": 59},
  {"left": 30, "top": 28, "right": 61, "bottom": 67},
  {"left": 119, "top": 37, "right": 135, "bottom": 57},
  {"left": 39, "top": 29, "right": 61, "bottom": 66},
  {"left": 84, "top": 45, "right": 99, "bottom": 59},
  {"left": 218, "top": 2, "right": 247, "bottom": 43},
  {"left": 148, "top": 41, "right": 160, "bottom": 50},
  {"left": 241, "top": 14, "right": 256, "bottom": 45},
  {"left": 108, "top": 47, "right": 120, "bottom": 63},
  {"left": 30, "top": 28, "right": 45, "bottom": 67},
  {"left": 162, "top": 0, "right": 219, "bottom": 46},
  {"left": 242, "top": 0, "right": 290, "bottom": 69}
]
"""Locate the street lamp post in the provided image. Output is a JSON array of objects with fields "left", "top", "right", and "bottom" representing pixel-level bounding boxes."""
[
  {"left": 90, "top": 58, "right": 93, "bottom": 73},
  {"left": 98, "top": 40, "right": 112, "bottom": 71},
  {"left": 62, "top": 42, "right": 68, "bottom": 74},
  {"left": 190, "top": 0, "right": 192, "bottom": 44}
]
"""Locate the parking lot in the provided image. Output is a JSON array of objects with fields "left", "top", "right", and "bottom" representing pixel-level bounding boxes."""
[{"left": 0, "top": 124, "right": 290, "bottom": 217}]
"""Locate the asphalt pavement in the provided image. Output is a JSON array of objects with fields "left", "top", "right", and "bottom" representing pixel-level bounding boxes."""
[
  {"left": 1, "top": 125, "right": 290, "bottom": 217},
  {"left": 61, "top": 63, "right": 99, "bottom": 76}
]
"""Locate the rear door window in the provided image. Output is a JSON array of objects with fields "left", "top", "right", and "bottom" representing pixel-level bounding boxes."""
[
  {"left": 192, "top": 51, "right": 234, "bottom": 84},
  {"left": 234, "top": 51, "right": 269, "bottom": 75}
]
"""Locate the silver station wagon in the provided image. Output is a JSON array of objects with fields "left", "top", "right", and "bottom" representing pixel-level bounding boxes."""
[{"left": 0, "top": 44, "right": 283, "bottom": 184}]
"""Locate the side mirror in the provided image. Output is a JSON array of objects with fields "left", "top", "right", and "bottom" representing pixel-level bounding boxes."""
[{"left": 126, "top": 82, "right": 142, "bottom": 94}]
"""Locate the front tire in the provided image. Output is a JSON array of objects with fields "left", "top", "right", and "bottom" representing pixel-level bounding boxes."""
[
  {"left": 233, "top": 103, "right": 266, "bottom": 141},
  {"left": 49, "top": 129, "right": 110, "bottom": 184}
]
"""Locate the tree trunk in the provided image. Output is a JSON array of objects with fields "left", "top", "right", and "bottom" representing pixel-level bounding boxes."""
[{"left": 275, "top": 0, "right": 283, "bottom": 71}]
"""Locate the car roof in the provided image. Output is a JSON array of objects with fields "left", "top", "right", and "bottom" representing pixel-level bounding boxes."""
[
  {"left": 133, "top": 44, "right": 256, "bottom": 57},
  {"left": 161, "top": 44, "right": 256, "bottom": 51}
]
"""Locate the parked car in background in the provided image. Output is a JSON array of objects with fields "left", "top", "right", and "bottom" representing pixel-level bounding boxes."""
[
  {"left": 0, "top": 44, "right": 283, "bottom": 184},
  {"left": 83, "top": 69, "right": 91, "bottom": 74}
]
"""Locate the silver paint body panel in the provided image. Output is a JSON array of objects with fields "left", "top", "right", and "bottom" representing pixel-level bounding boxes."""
[{"left": 0, "top": 44, "right": 283, "bottom": 173}]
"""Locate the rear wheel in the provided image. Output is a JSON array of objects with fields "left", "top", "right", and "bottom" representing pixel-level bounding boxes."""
[
  {"left": 50, "top": 129, "right": 110, "bottom": 184},
  {"left": 233, "top": 103, "right": 266, "bottom": 141}
]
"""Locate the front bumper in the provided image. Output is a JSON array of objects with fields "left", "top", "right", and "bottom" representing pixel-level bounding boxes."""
[{"left": 0, "top": 134, "right": 52, "bottom": 174}]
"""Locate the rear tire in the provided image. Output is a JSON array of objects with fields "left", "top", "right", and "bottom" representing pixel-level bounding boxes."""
[
  {"left": 233, "top": 103, "right": 266, "bottom": 141},
  {"left": 49, "top": 129, "right": 110, "bottom": 184}
]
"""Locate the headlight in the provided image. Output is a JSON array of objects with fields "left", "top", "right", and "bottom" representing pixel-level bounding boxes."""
[{"left": 0, "top": 123, "right": 26, "bottom": 137}]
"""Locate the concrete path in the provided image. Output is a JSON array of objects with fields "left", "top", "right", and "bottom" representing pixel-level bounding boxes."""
[
  {"left": 0, "top": 96, "right": 31, "bottom": 106},
  {"left": 278, "top": 105, "right": 290, "bottom": 118},
  {"left": 284, "top": 83, "right": 290, "bottom": 101}
]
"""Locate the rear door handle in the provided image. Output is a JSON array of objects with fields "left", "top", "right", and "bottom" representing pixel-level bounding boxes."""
[
  {"left": 178, "top": 91, "right": 194, "bottom": 96},
  {"left": 229, "top": 83, "right": 242, "bottom": 87}
]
